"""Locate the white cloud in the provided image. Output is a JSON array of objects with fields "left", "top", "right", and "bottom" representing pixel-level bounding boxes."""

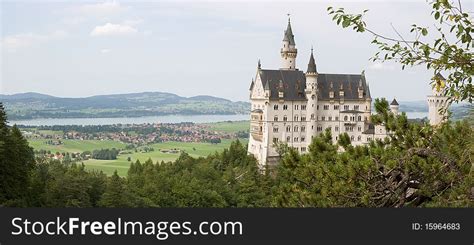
[
  {"left": 78, "top": 1, "right": 126, "bottom": 16},
  {"left": 1, "top": 30, "right": 67, "bottom": 52},
  {"left": 100, "top": 49, "right": 111, "bottom": 54},
  {"left": 123, "top": 18, "right": 144, "bottom": 26},
  {"left": 90, "top": 23, "right": 137, "bottom": 37},
  {"left": 368, "top": 62, "right": 395, "bottom": 71}
]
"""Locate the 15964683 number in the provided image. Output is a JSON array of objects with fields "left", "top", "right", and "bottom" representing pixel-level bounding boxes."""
[{"left": 424, "top": 223, "right": 460, "bottom": 230}]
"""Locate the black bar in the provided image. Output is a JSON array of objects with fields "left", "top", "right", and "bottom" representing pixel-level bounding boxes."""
[{"left": 0, "top": 208, "right": 472, "bottom": 245}]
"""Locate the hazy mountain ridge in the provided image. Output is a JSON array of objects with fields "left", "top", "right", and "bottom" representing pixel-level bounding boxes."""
[
  {"left": 1, "top": 92, "right": 250, "bottom": 120},
  {"left": 1, "top": 92, "right": 471, "bottom": 121}
]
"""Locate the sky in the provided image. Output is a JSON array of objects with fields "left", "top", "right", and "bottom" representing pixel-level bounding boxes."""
[{"left": 1, "top": 0, "right": 466, "bottom": 102}]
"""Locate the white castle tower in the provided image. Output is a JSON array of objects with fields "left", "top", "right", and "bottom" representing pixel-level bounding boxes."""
[
  {"left": 305, "top": 48, "right": 318, "bottom": 142},
  {"left": 280, "top": 18, "right": 297, "bottom": 70},
  {"left": 390, "top": 98, "right": 399, "bottom": 115},
  {"left": 427, "top": 74, "right": 449, "bottom": 126}
]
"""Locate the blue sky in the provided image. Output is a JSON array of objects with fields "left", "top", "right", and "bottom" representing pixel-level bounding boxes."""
[{"left": 0, "top": 0, "right": 462, "bottom": 101}]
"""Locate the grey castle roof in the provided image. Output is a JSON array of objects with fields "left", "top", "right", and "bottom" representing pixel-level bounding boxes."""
[
  {"left": 283, "top": 20, "right": 295, "bottom": 45},
  {"left": 307, "top": 51, "right": 317, "bottom": 73},
  {"left": 257, "top": 69, "right": 371, "bottom": 101},
  {"left": 390, "top": 98, "right": 399, "bottom": 106}
]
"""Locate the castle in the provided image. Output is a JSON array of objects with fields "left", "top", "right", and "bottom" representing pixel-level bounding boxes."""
[{"left": 247, "top": 18, "right": 447, "bottom": 167}]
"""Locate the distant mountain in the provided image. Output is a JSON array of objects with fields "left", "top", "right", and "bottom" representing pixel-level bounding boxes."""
[{"left": 0, "top": 92, "right": 250, "bottom": 120}]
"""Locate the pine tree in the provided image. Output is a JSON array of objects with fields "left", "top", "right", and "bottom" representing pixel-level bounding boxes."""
[{"left": 99, "top": 170, "right": 131, "bottom": 207}]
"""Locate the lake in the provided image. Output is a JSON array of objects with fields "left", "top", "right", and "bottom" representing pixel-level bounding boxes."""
[
  {"left": 9, "top": 112, "right": 428, "bottom": 126},
  {"left": 9, "top": 114, "right": 250, "bottom": 126}
]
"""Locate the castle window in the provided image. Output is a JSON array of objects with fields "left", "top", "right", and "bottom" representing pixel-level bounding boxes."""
[
  {"left": 294, "top": 137, "right": 298, "bottom": 142},
  {"left": 294, "top": 115, "right": 299, "bottom": 121},
  {"left": 317, "top": 105, "right": 320, "bottom": 110},
  {"left": 301, "top": 126, "right": 306, "bottom": 132},
  {"left": 358, "top": 126, "right": 361, "bottom": 132},
  {"left": 358, "top": 116, "right": 362, "bottom": 121},
  {"left": 335, "top": 116, "right": 339, "bottom": 121},
  {"left": 301, "top": 137, "right": 305, "bottom": 142},
  {"left": 350, "top": 135, "right": 355, "bottom": 141},
  {"left": 335, "top": 126, "right": 339, "bottom": 132},
  {"left": 328, "top": 116, "right": 332, "bottom": 121},
  {"left": 317, "top": 126, "right": 322, "bottom": 132},
  {"left": 294, "top": 126, "right": 298, "bottom": 132},
  {"left": 357, "top": 136, "right": 361, "bottom": 141},
  {"left": 295, "top": 105, "right": 299, "bottom": 110},
  {"left": 287, "top": 136, "right": 291, "bottom": 142},
  {"left": 323, "top": 105, "right": 329, "bottom": 110},
  {"left": 283, "top": 105, "right": 288, "bottom": 110},
  {"left": 321, "top": 116, "right": 325, "bottom": 121},
  {"left": 354, "top": 105, "right": 359, "bottom": 110},
  {"left": 273, "top": 127, "right": 279, "bottom": 133},
  {"left": 301, "top": 105, "right": 306, "bottom": 110},
  {"left": 274, "top": 116, "right": 278, "bottom": 121},
  {"left": 274, "top": 105, "right": 279, "bottom": 110},
  {"left": 344, "top": 116, "right": 348, "bottom": 121},
  {"left": 286, "top": 125, "right": 291, "bottom": 132},
  {"left": 344, "top": 105, "right": 349, "bottom": 110},
  {"left": 260, "top": 126, "right": 263, "bottom": 132},
  {"left": 335, "top": 136, "right": 338, "bottom": 141},
  {"left": 283, "top": 116, "right": 288, "bottom": 122},
  {"left": 367, "top": 137, "right": 371, "bottom": 141},
  {"left": 311, "top": 114, "right": 315, "bottom": 120},
  {"left": 334, "top": 105, "right": 339, "bottom": 110},
  {"left": 273, "top": 138, "right": 279, "bottom": 143},
  {"left": 301, "top": 147, "right": 306, "bottom": 152},
  {"left": 301, "top": 116, "right": 306, "bottom": 121}
]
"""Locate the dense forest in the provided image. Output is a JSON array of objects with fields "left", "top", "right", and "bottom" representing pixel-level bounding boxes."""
[{"left": 0, "top": 100, "right": 472, "bottom": 208}]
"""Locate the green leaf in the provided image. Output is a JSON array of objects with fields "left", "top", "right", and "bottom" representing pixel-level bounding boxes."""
[
  {"left": 342, "top": 18, "right": 351, "bottom": 28},
  {"left": 422, "top": 28, "right": 428, "bottom": 36}
]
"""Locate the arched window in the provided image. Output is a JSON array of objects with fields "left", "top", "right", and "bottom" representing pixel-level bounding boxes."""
[
  {"left": 311, "top": 114, "right": 315, "bottom": 119},
  {"left": 287, "top": 136, "right": 291, "bottom": 142},
  {"left": 274, "top": 116, "right": 278, "bottom": 121},
  {"left": 357, "top": 136, "right": 361, "bottom": 141},
  {"left": 294, "top": 115, "right": 298, "bottom": 121},
  {"left": 283, "top": 116, "right": 288, "bottom": 122},
  {"left": 286, "top": 126, "right": 291, "bottom": 132},
  {"left": 294, "top": 126, "right": 298, "bottom": 132},
  {"left": 344, "top": 116, "right": 348, "bottom": 121},
  {"left": 350, "top": 135, "right": 354, "bottom": 141},
  {"left": 358, "top": 116, "right": 361, "bottom": 121}
]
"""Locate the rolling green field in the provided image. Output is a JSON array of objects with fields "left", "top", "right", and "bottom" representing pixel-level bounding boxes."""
[
  {"left": 83, "top": 139, "right": 248, "bottom": 176},
  {"left": 28, "top": 139, "right": 126, "bottom": 153},
  {"left": 26, "top": 121, "right": 250, "bottom": 176},
  {"left": 204, "top": 120, "right": 249, "bottom": 133}
]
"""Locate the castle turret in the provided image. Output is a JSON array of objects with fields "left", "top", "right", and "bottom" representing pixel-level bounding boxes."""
[
  {"left": 427, "top": 73, "right": 449, "bottom": 126},
  {"left": 390, "top": 98, "right": 399, "bottom": 115},
  {"left": 280, "top": 17, "right": 297, "bottom": 70},
  {"left": 305, "top": 48, "right": 318, "bottom": 143}
]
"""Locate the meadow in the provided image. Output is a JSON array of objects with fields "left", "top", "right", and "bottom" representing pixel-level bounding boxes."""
[{"left": 27, "top": 121, "right": 250, "bottom": 176}]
